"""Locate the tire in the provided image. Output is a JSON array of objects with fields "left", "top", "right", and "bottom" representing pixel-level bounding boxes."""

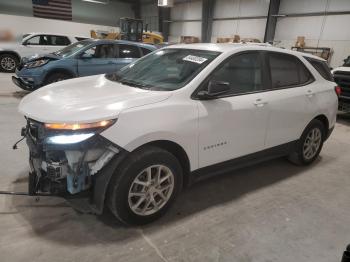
[
  {"left": 0, "top": 53, "right": 19, "bottom": 73},
  {"left": 44, "top": 72, "right": 71, "bottom": 85},
  {"left": 107, "top": 146, "right": 183, "bottom": 225},
  {"left": 288, "top": 119, "right": 326, "bottom": 165}
]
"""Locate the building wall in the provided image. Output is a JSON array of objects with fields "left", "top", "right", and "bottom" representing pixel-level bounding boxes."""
[
  {"left": 275, "top": 0, "right": 350, "bottom": 67},
  {"left": 212, "top": 0, "right": 269, "bottom": 42},
  {"left": 0, "top": 0, "right": 133, "bottom": 27},
  {"left": 169, "top": 1, "right": 202, "bottom": 43},
  {"left": 0, "top": 14, "right": 117, "bottom": 38},
  {"left": 141, "top": 2, "right": 159, "bottom": 32},
  {"left": 168, "top": 0, "right": 269, "bottom": 43}
]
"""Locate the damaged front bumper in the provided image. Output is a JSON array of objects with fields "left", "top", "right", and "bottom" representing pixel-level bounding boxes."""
[{"left": 24, "top": 119, "right": 127, "bottom": 214}]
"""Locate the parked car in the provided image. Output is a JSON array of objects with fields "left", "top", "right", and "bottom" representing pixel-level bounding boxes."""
[
  {"left": 12, "top": 39, "right": 156, "bottom": 91},
  {"left": 0, "top": 33, "right": 87, "bottom": 72},
  {"left": 332, "top": 56, "right": 350, "bottom": 113},
  {"left": 18, "top": 44, "right": 338, "bottom": 225}
]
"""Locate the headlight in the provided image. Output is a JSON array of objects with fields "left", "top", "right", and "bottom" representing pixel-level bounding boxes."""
[
  {"left": 45, "top": 120, "right": 115, "bottom": 130},
  {"left": 44, "top": 119, "right": 116, "bottom": 145},
  {"left": 47, "top": 133, "right": 95, "bottom": 144},
  {"left": 24, "top": 59, "right": 49, "bottom": 68}
]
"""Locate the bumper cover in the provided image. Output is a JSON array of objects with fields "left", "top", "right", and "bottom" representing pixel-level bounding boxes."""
[
  {"left": 12, "top": 75, "right": 37, "bottom": 91},
  {"left": 339, "top": 96, "right": 350, "bottom": 112}
]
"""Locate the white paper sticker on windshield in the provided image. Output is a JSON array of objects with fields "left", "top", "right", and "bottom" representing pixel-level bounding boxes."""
[{"left": 183, "top": 55, "right": 208, "bottom": 64}]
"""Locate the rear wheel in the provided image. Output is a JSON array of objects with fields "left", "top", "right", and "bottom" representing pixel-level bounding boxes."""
[
  {"left": 107, "top": 146, "right": 183, "bottom": 225},
  {"left": 44, "top": 72, "right": 71, "bottom": 85},
  {"left": 288, "top": 119, "right": 325, "bottom": 165},
  {"left": 0, "top": 54, "right": 19, "bottom": 72}
]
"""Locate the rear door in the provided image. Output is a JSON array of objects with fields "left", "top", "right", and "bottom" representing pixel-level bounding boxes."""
[
  {"left": 77, "top": 43, "right": 118, "bottom": 76},
  {"left": 263, "top": 51, "right": 317, "bottom": 148},
  {"left": 114, "top": 44, "right": 142, "bottom": 70}
]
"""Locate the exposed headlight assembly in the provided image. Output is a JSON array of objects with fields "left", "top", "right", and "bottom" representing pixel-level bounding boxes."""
[
  {"left": 44, "top": 119, "right": 116, "bottom": 145},
  {"left": 24, "top": 59, "right": 49, "bottom": 68}
]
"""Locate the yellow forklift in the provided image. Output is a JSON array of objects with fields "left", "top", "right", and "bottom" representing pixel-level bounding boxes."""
[
  {"left": 91, "top": 17, "right": 164, "bottom": 45},
  {"left": 119, "top": 17, "right": 164, "bottom": 44}
]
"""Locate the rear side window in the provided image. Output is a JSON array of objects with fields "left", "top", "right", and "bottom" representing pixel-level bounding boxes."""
[
  {"left": 141, "top": 47, "right": 153, "bottom": 56},
  {"left": 50, "top": 35, "right": 71, "bottom": 46},
  {"left": 304, "top": 57, "right": 333, "bottom": 81},
  {"left": 268, "top": 52, "right": 313, "bottom": 89},
  {"left": 118, "top": 44, "right": 141, "bottom": 58}
]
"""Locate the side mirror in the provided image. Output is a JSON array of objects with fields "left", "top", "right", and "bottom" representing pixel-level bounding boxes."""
[
  {"left": 197, "top": 80, "right": 230, "bottom": 100},
  {"left": 22, "top": 41, "right": 28, "bottom": 46}
]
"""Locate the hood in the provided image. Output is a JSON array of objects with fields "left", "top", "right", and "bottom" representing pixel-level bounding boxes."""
[
  {"left": 332, "top": 66, "right": 350, "bottom": 74},
  {"left": 18, "top": 75, "right": 172, "bottom": 123},
  {"left": 22, "top": 53, "right": 60, "bottom": 63}
]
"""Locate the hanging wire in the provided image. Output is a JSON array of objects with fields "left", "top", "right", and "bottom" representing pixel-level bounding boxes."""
[{"left": 317, "top": 0, "right": 330, "bottom": 48}]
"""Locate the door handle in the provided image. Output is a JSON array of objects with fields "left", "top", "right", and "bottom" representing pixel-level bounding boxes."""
[
  {"left": 254, "top": 98, "right": 268, "bottom": 107},
  {"left": 306, "top": 90, "right": 314, "bottom": 98}
]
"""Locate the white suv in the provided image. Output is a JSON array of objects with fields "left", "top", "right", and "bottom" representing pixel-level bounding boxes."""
[
  {"left": 18, "top": 44, "right": 338, "bottom": 225},
  {"left": 0, "top": 33, "right": 84, "bottom": 72}
]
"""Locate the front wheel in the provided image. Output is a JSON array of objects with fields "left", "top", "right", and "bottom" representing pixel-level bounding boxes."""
[
  {"left": 0, "top": 54, "right": 19, "bottom": 72},
  {"left": 107, "top": 146, "right": 183, "bottom": 225},
  {"left": 288, "top": 119, "right": 325, "bottom": 165}
]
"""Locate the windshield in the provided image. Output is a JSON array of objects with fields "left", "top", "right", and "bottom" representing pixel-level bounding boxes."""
[
  {"left": 343, "top": 56, "right": 350, "bottom": 67},
  {"left": 54, "top": 40, "right": 92, "bottom": 58},
  {"left": 106, "top": 48, "right": 221, "bottom": 91}
]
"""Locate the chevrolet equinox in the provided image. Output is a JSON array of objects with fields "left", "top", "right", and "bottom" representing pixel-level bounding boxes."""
[{"left": 18, "top": 43, "right": 338, "bottom": 225}]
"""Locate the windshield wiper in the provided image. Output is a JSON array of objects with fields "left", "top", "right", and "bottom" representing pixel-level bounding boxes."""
[{"left": 119, "top": 79, "right": 152, "bottom": 90}]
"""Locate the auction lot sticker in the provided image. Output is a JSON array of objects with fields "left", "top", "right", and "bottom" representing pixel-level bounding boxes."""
[{"left": 183, "top": 55, "right": 208, "bottom": 64}]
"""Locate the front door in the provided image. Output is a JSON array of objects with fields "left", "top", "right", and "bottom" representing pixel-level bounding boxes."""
[
  {"left": 197, "top": 51, "right": 270, "bottom": 168},
  {"left": 21, "top": 34, "right": 51, "bottom": 57}
]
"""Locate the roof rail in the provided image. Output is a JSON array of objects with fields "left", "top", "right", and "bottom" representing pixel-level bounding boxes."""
[{"left": 241, "top": 42, "right": 272, "bottom": 47}]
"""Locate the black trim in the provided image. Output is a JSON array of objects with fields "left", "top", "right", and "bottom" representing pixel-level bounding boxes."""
[
  {"left": 326, "top": 127, "right": 335, "bottom": 140},
  {"left": 191, "top": 140, "right": 297, "bottom": 182}
]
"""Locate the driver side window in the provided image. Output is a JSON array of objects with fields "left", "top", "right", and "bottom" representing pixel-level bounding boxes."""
[
  {"left": 25, "top": 35, "right": 50, "bottom": 45},
  {"left": 209, "top": 52, "right": 263, "bottom": 96}
]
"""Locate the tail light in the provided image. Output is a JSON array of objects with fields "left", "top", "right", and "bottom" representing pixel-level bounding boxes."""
[{"left": 335, "top": 86, "right": 342, "bottom": 97}]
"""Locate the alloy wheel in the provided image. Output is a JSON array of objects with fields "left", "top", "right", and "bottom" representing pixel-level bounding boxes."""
[
  {"left": 303, "top": 127, "right": 322, "bottom": 160},
  {"left": 1, "top": 57, "right": 16, "bottom": 71},
  {"left": 128, "top": 165, "right": 175, "bottom": 216}
]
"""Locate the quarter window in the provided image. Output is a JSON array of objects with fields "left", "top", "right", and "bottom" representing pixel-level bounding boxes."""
[
  {"left": 304, "top": 57, "right": 333, "bottom": 81},
  {"left": 268, "top": 53, "right": 313, "bottom": 89},
  {"left": 141, "top": 47, "right": 153, "bottom": 56},
  {"left": 119, "top": 44, "right": 140, "bottom": 58},
  {"left": 209, "top": 52, "right": 263, "bottom": 95}
]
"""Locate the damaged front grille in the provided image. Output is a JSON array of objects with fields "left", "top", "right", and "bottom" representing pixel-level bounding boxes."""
[{"left": 25, "top": 119, "right": 120, "bottom": 196}]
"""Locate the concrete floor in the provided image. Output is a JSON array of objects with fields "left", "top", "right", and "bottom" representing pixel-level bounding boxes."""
[{"left": 0, "top": 72, "right": 350, "bottom": 262}]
